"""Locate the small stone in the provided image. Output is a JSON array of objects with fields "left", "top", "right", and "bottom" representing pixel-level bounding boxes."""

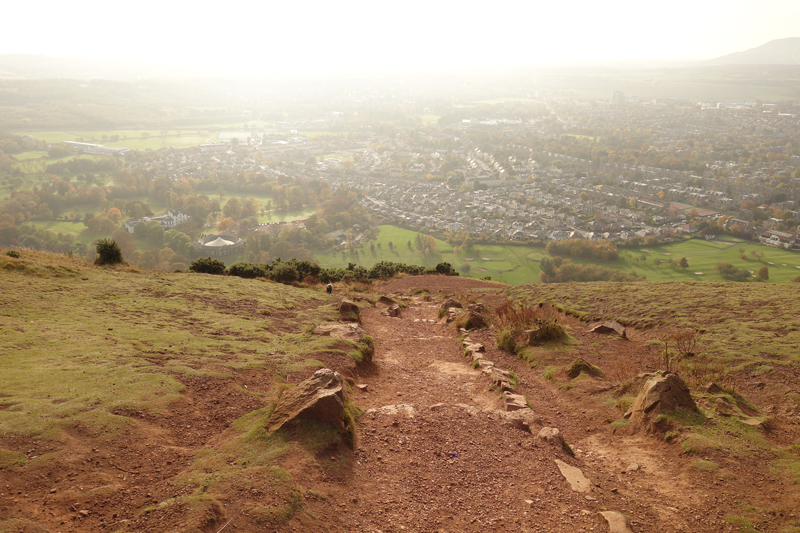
[
  {"left": 524, "top": 499, "right": 534, "bottom": 507},
  {"left": 49, "top": 488, "right": 57, "bottom": 494},
  {"left": 740, "top": 418, "right": 765, "bottom": 430},
  {"left": 79, "top": 510, "right": 90, "bottom": 516},
  {"left": 502, "top": 392, "right": 528, "bottom": 412},
  {"left": 626, "top": 463, "right": 639, "bottom": 472},
  {"left": 537, "top": 427, "right": 564, "bottom": 447},
  {"left": 596, "top": 510, "right": 634, "bottom": 532},
  {"left": 585, "top": 495, "right": 597, "bottom": 501},
  {"left": 356, "top": 384, "right": 368, "bottom": 391},
  {"left": 554, "top": 459, "right": 592, "bottom": 493}
]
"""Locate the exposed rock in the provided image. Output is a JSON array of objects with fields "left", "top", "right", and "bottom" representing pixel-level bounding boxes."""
[
  {"left": 596, "top": 511, "right": 635, "bottom": 533},
  {"left": 338, "top": 299, "right": 361, "bottom": 322},
  {"left": 430, "top": 403, "right": 479, "bottom": 416},
  {"left": 366, "top": 404, "right": 417, "bottom": 418},
  {"left": 490, "top": 408, "right": 540, "bottom": 432},
  {"left": 623, "top": 372, "right": 698, "bottom": 433},
  {"left": 447, "top": 308, "right": 460, "bottom": 323},
  {"left": 554, "top": 459, "right": 592, "bottom": 493},
  {"left": 458, "top": 311, "right": 487, "bottom": 330},
  {"left": 266, "top": 369, "right": 345, "bottom": 433},
  {"left": 626, "top": 463, "right": 639, "bottom": 473},
  {"left": 381, "top": 304, "right": 402, "bottom": 317},
  {"left": 589, "top": 321, "right": 627, "bottom": 338},
  {"left": 538, "top": 427, "right": 565, "bottom": 447},
  {"left": 377, "top": 295, "right": 396, "bottom": 306},
  {"left": 471, "top": 352, "right": 486, "bottom": 363},
  {"left": 567, "top": 357, "right": 602, "bottom": 379},
  {"left": 475, "top": 359, "right": 494, "bottom": 372},
  {"left": 491, "top": 368, "right": 514, "bottom": 391},
  {"left": 502, "top": 391, "right": 528, "bottom": 411},
  {"left": 464, "top": 342, "right": 485, "bottom": 354},
  {"left": 355, "top": 383, "right": 368, "bottom": 392},
  {"left": 714, "top": 397, "right": 736, "bottom": 416},
  {"left": 467, "top": 303, "right": 484, "bottom": 313},
  {"left": 741, "top": 418, "right": 766, "bottom": 430},
  {"left": 705, "top": 382, "right": 723, "bottom": 394},
  {"left": 312, "top": 323, "right": 369, "bottom": 343},
  {"left": 524, "top": 327, "right": 543, "bottom": 346},
  {"left": 440, "top": 298, "right": 462, "bottom": 310}
]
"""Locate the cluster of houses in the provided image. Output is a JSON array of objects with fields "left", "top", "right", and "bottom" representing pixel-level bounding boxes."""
[{"left": 124, "top": 209, "right": 191, "bottom": 233}]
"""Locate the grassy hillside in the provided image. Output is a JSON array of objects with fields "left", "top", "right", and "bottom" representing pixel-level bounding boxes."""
[
  {"left": 511, "top": 280, "right": 800, "bottom": 381},
  {"left": 0, "top": 248, "right": 364, "bottom": 531}
]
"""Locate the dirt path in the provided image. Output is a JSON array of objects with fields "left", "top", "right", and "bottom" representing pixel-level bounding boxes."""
[{"left": 335, "top": 296, "right": 749, "bottom": 533}]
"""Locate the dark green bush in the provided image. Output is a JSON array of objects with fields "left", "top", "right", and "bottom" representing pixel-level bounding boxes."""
[
  {"left": 94, "top": 238, "right": 125, "bottom": 266},
  {"left": 228, "top": 262, "right": 267, "bottom": 279},
  {"left": 271, "top": 262, "right": 299, "bottom": 284},
  {"left": 5, "top": 250, "right": 20, "bottom": 258},
  {"left": 189, "top": 257, "right": 226, "bottom": 275}
]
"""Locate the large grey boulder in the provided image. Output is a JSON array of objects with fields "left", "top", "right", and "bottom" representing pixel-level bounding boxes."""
[
  {"left": 312, "top": 323, "right": 369, "bottom": 342},
  {"left": 623, "top": 372, "right": 698, "bottom": 433},
  {"left": 266, "top": 369, "right": 345, "bottom": 433}
]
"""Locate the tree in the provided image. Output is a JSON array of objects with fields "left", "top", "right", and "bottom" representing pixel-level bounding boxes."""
[
  {"left": 462, "top": 235, "right": 474, "bottom": 251},
  {"left": 757, "top": 266, "right": 769, "bottom": 280},
  {"left": 414, "top": 232, "right": 436, "bottom": 255},
  {"left": 94, "top": 238, "right": 125, "bottom": 266},
  {"left": 217, "top": 217, "right": 235, "bottom": 232},
  {"left": 679, "top": 257, "right": 689, "bottom": 269},
  {"left": 460, "top": 263, "right": 472, "bottom": 274}
]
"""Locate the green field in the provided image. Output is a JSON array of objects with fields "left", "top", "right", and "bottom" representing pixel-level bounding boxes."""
[
  {"left": 315, "top": 225, "right": 544, "bottom": 285},
  {"left": 314, "top": 225, "right": 800, "bottom": 285},
  {"left": 417, "top": 114, "right": 441, "bottom": 125}
]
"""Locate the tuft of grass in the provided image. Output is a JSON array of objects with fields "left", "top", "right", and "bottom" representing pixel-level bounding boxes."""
[
  {"left": 609, "top": 419, "right": 630, "bottom": 432},
  {"left": 566, "top": 358, "right": 603, "bottom": 379},
  {"left": 0, "top": 448, "right": 27, "bottom": 468},
  {"left": 691, "top": 459, "right": 720, "bottom": 472},
  {"left": 616, "top": 396, "right": 636, "bottom": 413},
  {"left": 542, "top": 366, "right": 559, "bottom": 381}
]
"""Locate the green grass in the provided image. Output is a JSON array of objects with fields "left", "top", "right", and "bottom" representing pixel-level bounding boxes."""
[
  {"left": 0, "top": 249, "right": 341, "bottom": 442},
  {"left": 417, "top": 114, "right": 441, "bottom": 125},
  {"left": 511, "top": 280, "right": 800, "bottom": 373}
]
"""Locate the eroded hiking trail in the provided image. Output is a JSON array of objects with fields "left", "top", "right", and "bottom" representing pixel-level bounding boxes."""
[{"left": 334, "top": 294, "right": 756, "bottom": 533}]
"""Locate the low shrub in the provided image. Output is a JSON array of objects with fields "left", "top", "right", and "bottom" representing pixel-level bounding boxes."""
[
  {"left": 228, "top": 262, "right": 268, "bottom": 279},
  {"left": 189, "top": 257, "right": 226, "bottom": 275},
  {"left": 5, "top": 250, "right": 20, "bottom": 258},
  {"left": 94, "top": 238, "right": 125, "bottom": 266}
]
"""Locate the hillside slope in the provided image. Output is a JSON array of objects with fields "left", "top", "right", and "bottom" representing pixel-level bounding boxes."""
[
  {"left": 708, "top": 37, "right": 800, "bottom": 65},
  {"left": 1, "top": 250, "right": 799, "bottom": 532}
]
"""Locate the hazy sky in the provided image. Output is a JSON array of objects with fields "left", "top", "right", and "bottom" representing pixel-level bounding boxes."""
[{"left": 3, "top": 0, "right": 799, "bottom": 73}]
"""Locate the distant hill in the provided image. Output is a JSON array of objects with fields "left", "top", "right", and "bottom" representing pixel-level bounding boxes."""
[{"left": 708, "top": 37, "right": 800, "bottom": 65}]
